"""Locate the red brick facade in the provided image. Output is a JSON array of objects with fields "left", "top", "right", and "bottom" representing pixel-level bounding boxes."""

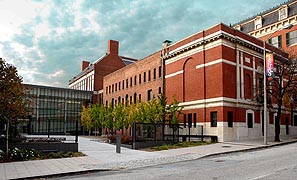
[
  {"left": 103, "top": 52, "right": 162, "bottom": 106},
  {"left": 69, "top": 40, "right": 137, "bottom": 103},
  {"left": 163, "top": 23, "right": 289, "bottom": 141}
]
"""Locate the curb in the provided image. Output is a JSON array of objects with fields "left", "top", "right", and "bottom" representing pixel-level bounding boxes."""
[
  {"left": 10, "top": 169, "right": 111, "bottom": 180},
  {"left": 200, "top": 139, "right": 297, "bottom": 159},
  {"left": 7, "top": 139, "right": 297, "bottom": 180}
]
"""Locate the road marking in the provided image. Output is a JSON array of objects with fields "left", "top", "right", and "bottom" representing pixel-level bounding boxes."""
[{"left": 249, "top": 172, "right": 275, "bottom": 180}]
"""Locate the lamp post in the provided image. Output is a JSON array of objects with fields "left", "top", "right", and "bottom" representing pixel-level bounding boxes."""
[{"left": 263, "top": 24, "right": 293, "bottom": 145}]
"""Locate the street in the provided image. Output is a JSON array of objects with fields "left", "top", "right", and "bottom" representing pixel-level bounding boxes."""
[{"left": 52, "top": 142, "right": 297, "bottom": 180}]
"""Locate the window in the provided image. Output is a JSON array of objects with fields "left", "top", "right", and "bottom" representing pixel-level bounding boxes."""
[
  {"left": 130, "top": 96, "right": 132, "bottom": 104},
  {"left": 144, "top": 72, "right": 146, "bottom": 82},
  {"left": 279, "top": 6, "right": 288, "bottom": 20},
  {"left": 188, "top": 114, "right": 192, "bottom": 128},
  {"left": 126, "top": 79, "right": 128, "bottom": 88},
  {"left": 139, "top": 74, "right": 142, "bottom": 84},
  {"left": 269, "top": 36, "right": 282, "bottom": 48},
  {"left": 211, "top": 112, "right": 217, "bottom": 127},
  {"left": 122, "top": 80, "right": 124, "bottom": 89},
  {"left": 254, "top": 16, "right": 262, "bottom": 30},
  {"left": 247, "top": 113, "right": 253, "bottom": 128},
  {"left": 286, "top": 30, "right": 297, "bottom": 46},
  {"left": 148, "top": 70, "right": 151, "bottom": 81},
  {"left": 147, "top": 89, "right": 153, "bottom": 101},
  {"left": 130, "top": 77, "right": 132, "bottom": 87},
  {"left": 133, "top": 93, "right": 137, "bottom": 103},
  {"left": 228, "top": 111, "right": 233, "bottom": 127},
  {"left": 134, "top": 76, "right": 137, "bottom": 85},
  {"left": 183, "top": 114, "right": 187, "bottom": 128},
  {"left": 193, "top": 113, "right": 197, "bottom": 128},
  {"left": 112, "top": 84, "right": 114, "bottom": 93},
  {"left": 294, "top": 115, "right": 297, "bottom": 126},
  {"left": 106, "top": 87, "right": 108, "bottom": 94},
  {"left": 159, "top": 66, "right": 162, "bottom": 78},
  {"left": 115, "top": 83, "right": 117, "bottom": 91},
  {"left": 139, "top": 94, "right": 142, "bottom": 102},
  {"left": 119, "top": 82, "right": 121, "bottom": 91},
  {"left": 158, "top": 87, "right": 162, "bottom": 94},
  {"left": 109, "top": 86, "right": 111, "bottom": 94},
  {"left": 153, "top": 68, "right": 156, "bottom": 80}
]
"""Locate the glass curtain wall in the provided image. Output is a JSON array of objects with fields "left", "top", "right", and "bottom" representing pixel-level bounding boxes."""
[{"left": 24, "top": 84, "right": 92, "bottom": 135}]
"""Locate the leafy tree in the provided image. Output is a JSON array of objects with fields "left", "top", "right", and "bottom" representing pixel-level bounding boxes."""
[
  {"left": 113, "top": 103, "right": 127, "bottom": 130},
  {"left": 167, "top": 97, "right": 183, "bottom": 125},
  {"left": 80, "top": 106, "right": 93, "bottom": 136},
  {"left": 89, "top": 104, "right": 105, "bottom": 135},
  {"left": 104, "top": 104, "right": 114, "bottom": 134},
  {"left": 0, "top": 58, "right": 27, "bottom": 157}
]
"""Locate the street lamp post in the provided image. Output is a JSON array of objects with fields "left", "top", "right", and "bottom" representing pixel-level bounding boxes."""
[{"left": 263, "top": 24, "right": 293, "bottom": 145}]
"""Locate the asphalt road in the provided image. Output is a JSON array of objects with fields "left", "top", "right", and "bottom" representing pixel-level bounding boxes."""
[{"left": 53, "top": 142, "right": 297, "bottom": 180}]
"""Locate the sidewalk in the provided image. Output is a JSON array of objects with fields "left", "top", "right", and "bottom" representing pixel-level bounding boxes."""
[{"left": 1, "top": 136, "right": 296, "bottom": 180}]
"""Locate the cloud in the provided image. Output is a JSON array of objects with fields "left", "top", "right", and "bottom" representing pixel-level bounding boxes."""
[{"left": 0, "top": 0, "right": 285, "bottom": 88}]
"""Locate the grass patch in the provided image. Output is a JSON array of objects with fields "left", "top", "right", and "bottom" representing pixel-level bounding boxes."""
[{"left": 150, "top": 141, "right": 214, "bottom": 151}]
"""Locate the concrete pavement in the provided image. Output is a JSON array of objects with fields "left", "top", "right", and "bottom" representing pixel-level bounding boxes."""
[{"left": 1, "top": 136, "right": 296, "bottom": 180}]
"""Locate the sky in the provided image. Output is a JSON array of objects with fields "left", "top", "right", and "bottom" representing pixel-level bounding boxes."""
[{"left": 0, "top": 0, "right": 286, "bottom": 88}]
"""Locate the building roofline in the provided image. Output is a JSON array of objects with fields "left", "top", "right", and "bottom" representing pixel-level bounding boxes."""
[
  {"left": 232, "top": 0, "right": 295, "bottom": 26},
  {"left": 23, "top": 83, "right": 93, "bottom": 93}
]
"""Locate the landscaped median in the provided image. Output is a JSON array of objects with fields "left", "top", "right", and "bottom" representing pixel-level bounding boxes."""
[{"left": 142, "top": 141, "right": 215, "bottom": 151}]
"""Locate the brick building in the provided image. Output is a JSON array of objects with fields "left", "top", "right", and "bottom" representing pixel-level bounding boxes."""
[
  {"left": 163, "top": 23, "right": 294, "bottom": 142},
  {"left": 103, "top": 51, "right": 163, "bottom": 106},
  {"left": 69, "top": 40, "right": 137, "bottom": 103},
  {"left": 233, "top": 0, "right": 297, "bottom": 53}
]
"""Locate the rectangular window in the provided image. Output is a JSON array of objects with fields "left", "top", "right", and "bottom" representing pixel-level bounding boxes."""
[
  {"left": 130, "top": 77, "right": 132, "bottom": 87},
  {"left": 269, "top": 35, "right": 282, "bottom": 48},
  {"left": 247, "top": 113, "right": 253, "bottom": 128},
  {"left": 211, "top": 112, "right": 217, "bottom": 127},
  {"left": 126, "top": 79, "right": 128, "bottom": 88},
  {"left": 148, "top": 70, "right": 151, "bottom": 81},
  {"left": 286, "top": 30, "right": 297, "bottom": 46},
  {"left": 193, "top": 113, "right": 197, "bottom": 128},
  {"left": 159, "top": 66, "right": 162, "bottom": 78},
  {"left": 122, "top": 80, "right": 124, "bottom": 89},
  {"left": 119, "top": 82, "right": 121, "bottom": 91},
  {"left": 115, "top": 83, "right": 117, "bottom": 91},
  {"left": 153, "top": 68, "right": 156, "bottom": 80},
  {"left": 158, "top": 87, "right": 161, "bottom": 94},
  {"left": 109, "top": 86, "right": 111, "bottom": 94},
  {"left": 294, "top": 115, "right": 297, "bottom": 126},
  {"left": 106, "top": 87, "right": 108, "bottom": 94},
  {"left": 228, "top": 111, "right": 233, "bottom": 127},
  {"left": 183, "top": 114, "right": 187, "bottom": 128},
  {"left": 139, "top": 74, "right": 142, "bottom": 84},
  {"left": 144, "top": 72, "right": 146, "bottom": 82},
  {"left": 147, "top": 89, "right": 153, "bottom": 101},
  {"left": 188, "top": 114, "right": 192, "bottom": 128},
  {"left": 134, "top": 76, "right": 137, "bottom": 85},
  {"left": 139, "top": 94, "right": 142, "bottom": 102}
]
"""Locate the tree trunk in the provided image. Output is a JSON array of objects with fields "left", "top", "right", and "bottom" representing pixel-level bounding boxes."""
[
  {"left": 6, "top": 120, "right": 9, "bottom": 158},
  {"left": 275, "top": 101, "right": 282, "bottom": 142}
]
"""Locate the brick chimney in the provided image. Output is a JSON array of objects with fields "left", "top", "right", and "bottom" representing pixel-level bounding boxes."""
[
  {"left": 82, "top": 60, "right": 90, "bottom": 71},
  {"left": 108, "top": 40, "right": 119, "bottom": 55}
]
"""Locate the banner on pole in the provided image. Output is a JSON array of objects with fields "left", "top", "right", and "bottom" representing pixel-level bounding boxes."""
[{"left": 266, "top": 53, "right": 274, "bottom": 81}]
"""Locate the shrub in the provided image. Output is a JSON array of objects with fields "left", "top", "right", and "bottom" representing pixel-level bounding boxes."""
[
  {"left": 0, "top": 150, "right": 5, "bottom": 159},
  {"left": 3, "top": 148, "right": 42, "bottom": 161}
]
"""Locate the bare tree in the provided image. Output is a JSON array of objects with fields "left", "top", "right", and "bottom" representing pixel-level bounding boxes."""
[{"left": 267, "top": 52, "right": 297, "bottom": 142}]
